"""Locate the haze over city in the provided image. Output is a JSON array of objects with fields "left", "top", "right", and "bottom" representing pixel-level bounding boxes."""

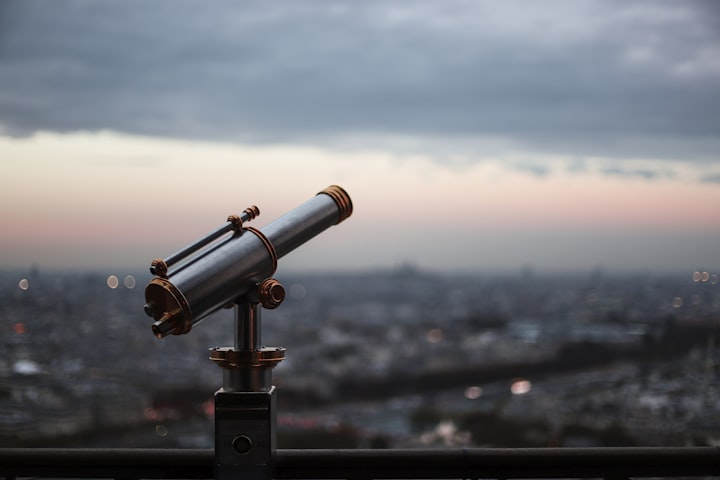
[{"left": 1, "top": 1, "right": 719, "bottom": 274}]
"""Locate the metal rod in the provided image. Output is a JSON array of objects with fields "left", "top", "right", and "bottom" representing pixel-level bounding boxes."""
[
  {"left": 234, "top": 302, "right": 260, "bottom": 352},
  {"left": 157, "top": 207, "right": 260, "bottom": 273},
  {"left": 2, "top": 447, "right": 719, "bottom": 479},
  {"left": 163, "top": 224, "right": 234, "bottom": 270}
]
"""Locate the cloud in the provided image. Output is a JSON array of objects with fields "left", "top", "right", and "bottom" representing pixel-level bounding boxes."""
[
  {"left": 0, "top": 0, "right": 718, "bottom": 169},
  {"left": 600, "top": 167, "right": 664, "bottom": 181},
  {"left": 700, "top": 172, "right": 720, "bottom": 183}
]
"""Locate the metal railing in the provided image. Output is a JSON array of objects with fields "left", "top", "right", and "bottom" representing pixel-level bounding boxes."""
[{"left": 2, "top": 447, "right": 720, "bottom": 479}]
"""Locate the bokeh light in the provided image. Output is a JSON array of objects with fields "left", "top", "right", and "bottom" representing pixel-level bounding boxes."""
[
  {"left": 464, "top": 386, "right": 483, "bottom": 399},
  {"left": 693, "top": 270, "right": 716, "bottom": 283},
  {"left": 427, "top": 328, "right": 443, "bottom": 343},
  {"left": 290, "top": 283, "right": 306, "bottom": 300},
  {"left": 106, "top": 275, "right": 119, "bottom": 289},
  {"left": 123, "top": 274, "right": 136, "bottom": 289},
  {"left": 511, "top": 379, "right": 532, "bottom": 395}
]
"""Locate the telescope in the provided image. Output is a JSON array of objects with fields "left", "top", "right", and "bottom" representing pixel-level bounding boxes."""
[
  {"left": 143, "top": 185, "right": 352, "bottom": 339},
  {"left": 143, "top": 185, "right": 353, "bottom": 480}
]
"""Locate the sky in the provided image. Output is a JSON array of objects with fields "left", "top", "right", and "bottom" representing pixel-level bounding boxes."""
[{"left": 1, "top": 0, "right": 719, "bottom": 275}]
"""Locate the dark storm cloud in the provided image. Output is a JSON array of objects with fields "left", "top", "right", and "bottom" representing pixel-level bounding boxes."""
[{"left": 0, "top": 0, "right": 718, "bottom": 163}]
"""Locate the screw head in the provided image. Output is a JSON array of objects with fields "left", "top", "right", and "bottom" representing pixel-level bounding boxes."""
[{"left": 232, "top": 435, "right": 253, "bottom": 455}]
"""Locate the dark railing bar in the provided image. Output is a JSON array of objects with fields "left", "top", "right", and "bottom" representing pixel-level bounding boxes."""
[
  {"left": 279, "top": 447, "right": 720, "bottom": 479},
  {"left": 0, "top": 448, "right": 212, "bottom": 480},
  {"left": 1, "top": 447, "right": 719, "bottom": 479}
]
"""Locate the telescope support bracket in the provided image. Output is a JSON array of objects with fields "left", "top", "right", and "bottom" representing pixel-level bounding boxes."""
[{"left": 214, "top": 387, "right": 277, "bottom": 480}]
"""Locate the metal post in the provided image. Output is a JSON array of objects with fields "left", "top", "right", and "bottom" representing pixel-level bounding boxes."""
[{"left": 212, "top": 300, "right": 284, "bottom": 480}]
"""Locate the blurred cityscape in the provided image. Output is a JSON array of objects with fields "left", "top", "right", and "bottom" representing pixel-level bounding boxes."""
[{"left": 1, "top": 266, "right": 719, "bottom": 449}]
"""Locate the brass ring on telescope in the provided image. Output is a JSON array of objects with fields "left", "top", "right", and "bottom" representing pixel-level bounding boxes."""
[
  {"left": 209, "top": 346, "right": 285, "bottom": 369},
  {"left": 227, "top": 214, "right": 243, "bottom": 232},
  {"left": 145, "top": 277, "right": 193, "bottom": 336},
  {"left": 318, "top": 185, "right": 353, "bottom": 224},
  {"left": 244, "top": 226, "right": 278, "bottom": 274}
]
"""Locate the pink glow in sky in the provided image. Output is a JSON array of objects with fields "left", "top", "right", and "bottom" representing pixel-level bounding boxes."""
[{"left": 1, "top": 132, "right": 719, "bottom": 274}]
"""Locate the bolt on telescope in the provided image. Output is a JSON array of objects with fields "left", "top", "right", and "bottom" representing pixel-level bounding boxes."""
[{"left": 143, "top": 185, "right": 353, "bottom": 338}]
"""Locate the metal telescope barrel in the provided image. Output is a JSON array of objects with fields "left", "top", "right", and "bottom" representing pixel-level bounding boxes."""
[{"left": 144, "top": 185, "right": 352, "bottom": 338}]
